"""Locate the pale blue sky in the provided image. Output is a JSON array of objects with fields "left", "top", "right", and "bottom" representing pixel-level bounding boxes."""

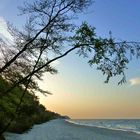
[{"left": 0, "top": 0, "right": 140, "bottom": 118}]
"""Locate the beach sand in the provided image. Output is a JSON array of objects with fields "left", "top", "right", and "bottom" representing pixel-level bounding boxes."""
[{"left": 5, "top": 119, "right": 140, "bottom": 140}]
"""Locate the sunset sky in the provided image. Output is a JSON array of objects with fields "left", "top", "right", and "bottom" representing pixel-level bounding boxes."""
[{"left": 0, "top": 0, "right": 140, "bottom": 119}]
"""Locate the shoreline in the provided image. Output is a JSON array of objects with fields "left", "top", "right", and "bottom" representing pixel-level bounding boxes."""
[
  {"left": 5, "top": 119, "right": 140, "bottom": 140},
  {"left": 65, "top": 119, "right": 140, "bottom": 138},
  {"left": 66, "top": 119, "right": 140, "bottom": 135}
]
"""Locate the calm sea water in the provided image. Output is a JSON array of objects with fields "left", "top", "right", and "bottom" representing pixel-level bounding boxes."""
[{"left": 67, "top": 119, "right": 140, "bottom": 134}]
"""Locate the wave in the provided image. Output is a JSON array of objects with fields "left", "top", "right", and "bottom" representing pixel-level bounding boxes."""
[{"left": 66, "top": 119, "right": 140, "bottom": 135}]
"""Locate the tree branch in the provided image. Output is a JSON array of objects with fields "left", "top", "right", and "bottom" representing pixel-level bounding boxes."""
[
  {"left": 0, "top": 1, "right": 73, "bottom": 73},
  {"left": 1, "top": 46, "right": 78, "bottom": 98}
]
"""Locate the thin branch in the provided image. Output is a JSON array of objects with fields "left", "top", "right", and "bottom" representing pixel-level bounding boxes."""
[
  {"left": 1, "top": 46, "right": 78, "bottom": 98},
  {"left": 0, "top": 1, "right": 73, "bottom": 73}
]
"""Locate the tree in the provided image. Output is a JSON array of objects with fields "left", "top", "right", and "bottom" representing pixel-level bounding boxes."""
[
  {"left": 0, "top": 0, "right": 140, "bottom": 136},
  {"left": 0, "top": 0, "right": 93, "bottom": 135}
]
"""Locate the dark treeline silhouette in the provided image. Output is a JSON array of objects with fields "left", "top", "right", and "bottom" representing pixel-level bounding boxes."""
[{"left": 0, "top": 76, "right": 64, "bottom": 136}]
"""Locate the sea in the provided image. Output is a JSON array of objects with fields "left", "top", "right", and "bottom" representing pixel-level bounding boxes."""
[{"left": 67, "top": 119, "right": 140, "bottom": 135}]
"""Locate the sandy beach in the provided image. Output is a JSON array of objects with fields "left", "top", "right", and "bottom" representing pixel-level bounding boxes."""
[{"left": 5, "top": 119, "right": 140, "bottom": 140}]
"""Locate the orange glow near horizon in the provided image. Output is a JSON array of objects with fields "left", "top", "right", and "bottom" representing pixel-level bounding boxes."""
[{"left": 37, "top": 71, "right": 140, "bottom": 119}]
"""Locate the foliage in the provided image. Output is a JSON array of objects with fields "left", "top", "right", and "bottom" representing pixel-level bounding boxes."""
[
  {"left": 0, "top": 0, "right": 93, "bottom": 96},
  {"left": 73, "top": 23, "right": 140, "bottom": 84},
  {"left": 0, "top": 76, "right": 62, "bottom": 134}
]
